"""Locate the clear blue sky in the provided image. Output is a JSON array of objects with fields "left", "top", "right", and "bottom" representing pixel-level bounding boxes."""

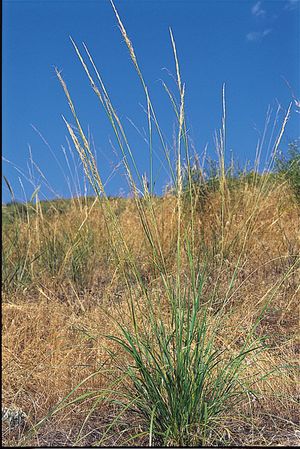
[{"left": 2, "top": 0, "right": 300, "bottom": 203}]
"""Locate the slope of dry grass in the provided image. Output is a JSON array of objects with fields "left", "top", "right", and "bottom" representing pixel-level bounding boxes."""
[{"left": 2, "top": 184, "right": 299, "bottom": 446}]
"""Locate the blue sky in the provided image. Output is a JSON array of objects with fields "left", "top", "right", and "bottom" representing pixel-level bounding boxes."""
[{"left": 2, "top": 0, "right": 300, "bottom": 203}]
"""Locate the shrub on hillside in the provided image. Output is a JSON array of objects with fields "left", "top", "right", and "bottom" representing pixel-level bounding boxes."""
[
  {"left": 275, "top": 140, "right": 300, "bottom": 202},
  {"left": 181, "top": 156, "right": 266, "bottom": 211}
]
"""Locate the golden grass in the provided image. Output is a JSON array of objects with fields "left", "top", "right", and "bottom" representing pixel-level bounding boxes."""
[{"left": 2, "top": 184, "right": 299, "bottom": 446}]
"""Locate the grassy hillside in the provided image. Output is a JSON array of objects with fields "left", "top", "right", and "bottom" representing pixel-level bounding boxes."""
[
  {"left": 2, "top": 4, "right": 299, "bottom": 446},
  {"left": 2, "top": 175, "right": 299, "bottom": 446}
]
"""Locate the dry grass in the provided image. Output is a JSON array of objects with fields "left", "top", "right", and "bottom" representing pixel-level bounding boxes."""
[{"left": 2, "top": 185, "right": 299, "bottom": 446}]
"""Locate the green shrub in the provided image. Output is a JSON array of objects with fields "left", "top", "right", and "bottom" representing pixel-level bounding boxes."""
[
  {"left": 181, "top": 158, "right": 265, "bottom": 213},
  {"left": 275, "top": 140, "right": 300, "bottom": 202}
]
